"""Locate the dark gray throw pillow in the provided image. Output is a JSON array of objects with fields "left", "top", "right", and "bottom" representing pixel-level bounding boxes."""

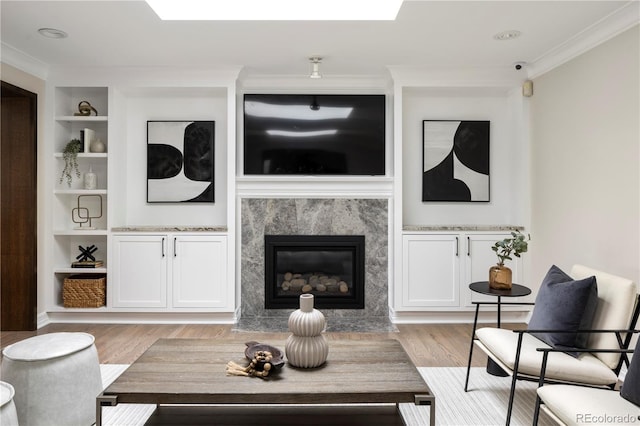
[
  {"left": 528, "top": 265, "right": 598, "bottom": 355},
  {"left": 620, "top": 338, "right": 640, "bottom": 407}
]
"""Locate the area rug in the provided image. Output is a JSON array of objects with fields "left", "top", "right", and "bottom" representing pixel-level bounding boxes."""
[
  {"left": 98, "top": 365, "right": 553, "bottom": 425},
  {"left": 400, "top": 367, "right": 554, "bottom": 425}
]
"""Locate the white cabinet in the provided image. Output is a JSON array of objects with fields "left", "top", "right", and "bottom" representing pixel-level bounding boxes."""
[
  {"left": 172, "top": 235, "right": 228, "bottom": 308},
  {"left": 401, "top": 232, "right": 523, "bottom": 310},
  {"left": 402, "top": 234, "right": 460, "bottom": 307},
  {"left": 111, "top": 234, "right": 228, "bottom": 310},
  {"left": 112, "top": 235, "right": 167, "bottom": 308}
]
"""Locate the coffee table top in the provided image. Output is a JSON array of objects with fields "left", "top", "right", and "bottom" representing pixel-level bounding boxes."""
[{"left": 103, "top": 338, "right": 431, "bottom": 405}]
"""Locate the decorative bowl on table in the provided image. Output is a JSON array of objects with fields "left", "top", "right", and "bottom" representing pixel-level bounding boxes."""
[{"left": 244, "top": 341, "right": 285, "bottom": 371}]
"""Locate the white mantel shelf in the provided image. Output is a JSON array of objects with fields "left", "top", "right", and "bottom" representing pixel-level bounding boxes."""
[{"left": 403, "top": 225, "right": 525, "bottom": 232}]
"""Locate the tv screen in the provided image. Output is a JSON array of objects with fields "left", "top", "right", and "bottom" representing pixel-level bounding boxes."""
[{"left": 243, "top": 94, "right": 385, "bottom": 175}]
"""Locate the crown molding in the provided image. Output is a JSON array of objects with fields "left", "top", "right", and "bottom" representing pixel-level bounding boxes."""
[
  {"left": 527, "top": 1, "right": 639, "bottom": 79},
  {"left": 0, "top": 42, "right": 49, "bottom": 80},
  {"left": 387, "top": 66, "right": 522, "bottom": 89}
]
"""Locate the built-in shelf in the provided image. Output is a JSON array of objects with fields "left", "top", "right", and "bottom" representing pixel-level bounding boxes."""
[
  {"left": 54, "top": 189, "right": 108, "bottom": 195},
  {"left": 54, "top": 267, "right": 107, "bottom": 274},
  {"left": 53, "top": 229, "right": 108, "bottom": 236},
  {"left": 54, "top": 153, "right": 108, "bottom": 159},
  {"left": 48, "top": 306, "right": 109, "bottom": 313},
  {"left": 55, "top": 116, "right": 108, "bottom": 122}
]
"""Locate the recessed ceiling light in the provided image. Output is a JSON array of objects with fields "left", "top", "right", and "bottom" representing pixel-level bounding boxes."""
[
  {"left": 493, "top": 30, "right": 522, "bottom": 41},
  {"left": 145, "top": 0, "right": 404, "bottom": 20},
  {"left": 38, "top": 28, "right": 68, "bottom": 39}
]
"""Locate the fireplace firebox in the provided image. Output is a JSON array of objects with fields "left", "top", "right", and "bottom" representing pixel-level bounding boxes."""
[{"left": 264, "top": 235, "right": 365, "bottom": 309}]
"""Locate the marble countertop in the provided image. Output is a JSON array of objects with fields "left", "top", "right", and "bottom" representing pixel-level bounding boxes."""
[
  {"left": 111, "top": 226, "right": 228, "bottom": 232},
  {"left": 403, "top": 225, "right": 524, "bottom": 232}
]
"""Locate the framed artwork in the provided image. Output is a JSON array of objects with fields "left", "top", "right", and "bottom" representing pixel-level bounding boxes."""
[
  {"left": 147, "top": 121, "right": 215, "bottom": 203},
  {"left": 422, "top": 120, "right": 489, "bottom": 202}
]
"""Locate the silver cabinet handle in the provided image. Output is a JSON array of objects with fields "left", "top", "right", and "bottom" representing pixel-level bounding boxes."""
[
  {"left": 162, "top": 237, "right": 165, "bottom": 257},
  {"left": 174, "top": 237, "right": 177, "bottom": 257},
  {"left": 467, "top": 236, "right": 470, "bottom": 256},
  {"left": 455, "top": 237, "right": 459, "bottom": 256}
]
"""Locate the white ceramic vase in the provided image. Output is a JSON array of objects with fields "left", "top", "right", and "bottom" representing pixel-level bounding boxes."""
[
  {"left": 84, "top": 166, "right": 97, "bottom": 190},
  {"left": 285, "top": 294, "right": 329, "bottom": 368}
]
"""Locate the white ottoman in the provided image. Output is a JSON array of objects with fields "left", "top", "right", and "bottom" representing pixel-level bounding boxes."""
[
  {"left": 1, "top": 332, "right": 102, "bottom": 426},
  {"left": 0, "top": 381, "right": 19, "bottom": 426}
]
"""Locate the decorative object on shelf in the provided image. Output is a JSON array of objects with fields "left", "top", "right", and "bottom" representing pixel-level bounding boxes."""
[
  {"left": 71, "top": 194, "right": 103, "bottom": 230},
  {"left": 60, "top": 139, "right": 82, "bottom": 186},
  {"left": 489, "top": 230, "right": 530, "bottom": 289},
  {"left": 63, "top": 274, "right": 106, "bottom": 308},
  {"left": 285, "top": 294, "right": 329, "bottom": 368},
  {"left": 84, "top": 166, "right": 97, "bottom": 190},
  {"left": 147, "top": 121, "right": 215, "bottom": 203},
  {"left": 72, "top": 260, "right": 103, "bottom": 268},
  {"left": 74, "top": 100, "right": 98, "bottom": 116},
  {"left": 225, "top": 342, "right": 284, "bottom": 379},
  {"left": 80, "top": 128, "right": 95, "bottom": 153},
  {"left": 422, "top": 120, "right": 490, "bottom": 202},
  {"left": 90, "top": 138, "right": 106, "bottom": 153}
]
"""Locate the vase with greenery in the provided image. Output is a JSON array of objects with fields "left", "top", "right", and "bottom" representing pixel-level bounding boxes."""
[
  {"left": 60, "top": 139, "right": 82, "bottom": 187},
  {"left": 489, "top": 230, "right": 530, "bottom": 289}
]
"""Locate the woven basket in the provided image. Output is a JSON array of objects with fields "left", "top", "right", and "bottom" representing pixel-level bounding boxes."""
[{"left": 63, "top": 274, "right": 106, "bottom": 308}]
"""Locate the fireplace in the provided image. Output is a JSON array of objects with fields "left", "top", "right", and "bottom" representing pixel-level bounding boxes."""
[{"left": 264, "top": 235, "right": 365, "bottom": 309}]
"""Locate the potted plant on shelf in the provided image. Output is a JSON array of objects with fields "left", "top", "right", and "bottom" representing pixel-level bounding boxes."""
[
  {"left": 60, "top": 138, "right": 82, "bottom": 187},
  {"left": 490, "top": 230, "right": 530, "bottom": 290}
]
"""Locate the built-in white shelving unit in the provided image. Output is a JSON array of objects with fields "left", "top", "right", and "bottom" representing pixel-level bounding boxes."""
[
  {"left": 50, "top": 86, "right": 109, "bottom": 311},
  {"left": 45, "top": 69, "right": 239, "bottom": 321}
]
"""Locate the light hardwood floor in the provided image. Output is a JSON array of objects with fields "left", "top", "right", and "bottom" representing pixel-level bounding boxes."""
[{"left": 0, "top": 323, "right": 527, "bottom": 367}]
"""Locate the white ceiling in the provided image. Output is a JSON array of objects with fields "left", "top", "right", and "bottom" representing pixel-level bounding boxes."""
[{"left": 0, "top": 1, "right": 637, "bottom": 79}]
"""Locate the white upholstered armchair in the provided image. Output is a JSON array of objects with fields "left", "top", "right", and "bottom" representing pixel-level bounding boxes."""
[
  {"left": 533, "top": 334, "right": 640, "bottom": 425},
  {"left": 465, "top": 265, "right": 640, "bottom": 425}
]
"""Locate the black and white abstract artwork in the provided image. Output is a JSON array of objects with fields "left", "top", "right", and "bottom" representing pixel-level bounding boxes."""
[
  {"left": 147, "top": 121, "right": 215, "bottom": 203},
  {"left": 422, "top": 120, "right": 489, "bottom": 202}
]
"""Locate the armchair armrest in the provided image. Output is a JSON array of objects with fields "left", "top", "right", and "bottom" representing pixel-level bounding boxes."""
[
  {"left": 533, "top": 331, "right": 639, "bottom": 386},
  {"left": 519, "top": 329, "right": 640, "bottom": 334}
]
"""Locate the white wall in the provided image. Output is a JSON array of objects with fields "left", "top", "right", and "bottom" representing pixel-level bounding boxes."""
[
  {"left": 530, "top": 25, "right": 639, "bottom": 288},
  {"left": 116, "top": 87, "right": 228, "bottom": 226},
  {"left": 402, "top": 87, "right": 527, "bottom": 226}
]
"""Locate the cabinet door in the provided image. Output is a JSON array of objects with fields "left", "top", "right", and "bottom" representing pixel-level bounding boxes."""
[
  {"left": 172, "top": 235, "right": 228, "bottom": 308},
  {"left": 462, "top": 234, "right": 523, "bottom": 307},
  {"left": 112, "top": 235, "right": 167, "bottom": 308},
  {"left": 402, "top": 234, "right": 460, "bottom": 307}
]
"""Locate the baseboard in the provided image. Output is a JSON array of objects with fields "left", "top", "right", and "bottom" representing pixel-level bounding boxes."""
[
  {"left": 37, "top": 312, "right": 51, "bottom": 329},
  {"left": 389, "top": 308, "right": 530, "bottom": 324},
  {"left": 45, "top": 311, "right": 237, "bottom": 324}
]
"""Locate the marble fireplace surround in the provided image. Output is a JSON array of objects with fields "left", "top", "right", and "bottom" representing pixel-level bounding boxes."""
[{"left": 240, "top": 198, "right": 392, "bottom": 331}]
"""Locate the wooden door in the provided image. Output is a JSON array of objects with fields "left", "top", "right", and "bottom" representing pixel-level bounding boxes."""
[{"left": 1, "top": 81, "right": 37, "bottom": 330}]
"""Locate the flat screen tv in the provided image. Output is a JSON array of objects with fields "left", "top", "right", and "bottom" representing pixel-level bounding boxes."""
[{"left": 243, "top": 94, "right": 385, "bottom": 175}]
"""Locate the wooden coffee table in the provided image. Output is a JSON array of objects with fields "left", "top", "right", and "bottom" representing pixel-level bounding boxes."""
[{"left": 97, "top": 338, "right": 435, "bottom": 426}]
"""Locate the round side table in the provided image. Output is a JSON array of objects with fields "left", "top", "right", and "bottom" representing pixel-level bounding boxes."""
[
  {"left": 469, "top": 281, "right": 531, "bottom": 376},
  {"left": 469, "top": 281, "right": 531, "bottom": 328}
]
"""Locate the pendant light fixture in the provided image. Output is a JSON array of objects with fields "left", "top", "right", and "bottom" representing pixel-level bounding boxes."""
[{"left": 309, "top": 57, "right": 322, "bottom": 79}]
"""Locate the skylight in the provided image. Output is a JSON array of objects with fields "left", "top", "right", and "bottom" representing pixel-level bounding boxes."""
[{"left": 145, "top": 0, "right": 404, "bottom": 21}]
